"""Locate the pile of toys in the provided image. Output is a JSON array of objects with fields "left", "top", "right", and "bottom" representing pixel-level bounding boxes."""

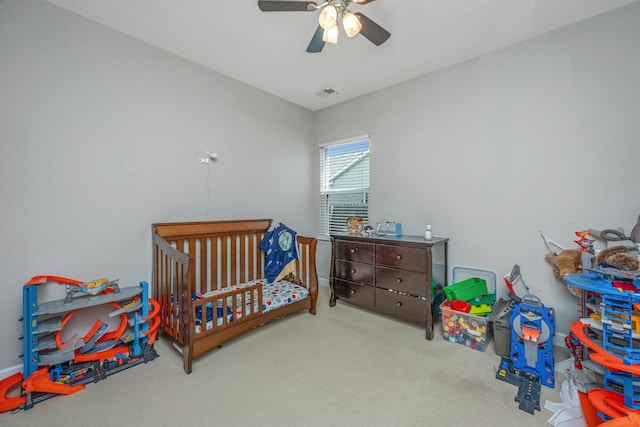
[
  {"left": 440, "top": 268, "right": 497, "bottom": 352},
  {"left": 0, "top": 275, "right": 159, "bottom": 413},
  {"left": 541, "top": 224, "right": 640, "bottom": 425},
  {"left": 440, "top": 302, "right": 490, "bottom": 351},
  {"left": 438, "top": 263, "right": 553, "bottom": 416}
]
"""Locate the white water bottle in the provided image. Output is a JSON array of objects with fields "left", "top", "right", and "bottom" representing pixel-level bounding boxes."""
[{"left": 424, "top": 225, "right": 432, "bottom": 241}]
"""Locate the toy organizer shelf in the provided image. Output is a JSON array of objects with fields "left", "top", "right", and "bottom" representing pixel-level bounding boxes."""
[
  {"left": 599, "top": 292, "right": 640, "bottom": 409},
  {"left": 565, "top": 271, "right": 640, "bottom": 419},
  {"left": 15, "top": 276, "right": 159, "bottom": 411}
]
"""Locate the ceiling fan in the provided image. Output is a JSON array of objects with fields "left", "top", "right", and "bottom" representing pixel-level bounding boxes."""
[{"left": 258, "top": 0, "right": 391, "bottom": 53}]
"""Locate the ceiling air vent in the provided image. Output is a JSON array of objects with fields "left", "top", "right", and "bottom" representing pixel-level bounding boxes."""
[{"left": 318, "top": 87, "right": 339, "bottom": 97}]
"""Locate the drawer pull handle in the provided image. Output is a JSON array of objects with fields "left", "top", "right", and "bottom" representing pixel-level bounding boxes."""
[
  {"left": 396, "top": 278, "right": 403, "bottom": 284},
  {"left": 396, "top": 255, "right": 402, "bottom": 260},
  {"left": 350, "top": 289, "right": 356, "bottom": 295},
  {"left": 349, "top": 248, "right": 359, "bottom": 254},
  {"left": 351, "top": 269, "right": 356, "bottom": 274},
  {"left": 396, "top": 301, "right": 402, "bottom": 307}
]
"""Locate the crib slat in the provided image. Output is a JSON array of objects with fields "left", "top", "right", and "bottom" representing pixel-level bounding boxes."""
[
  {"left": 178, "top": 259, "right": 189, "bottom": 341},
  {"left": 210, "top": 236, "right": 218, "bottom": 292},
  {"left": 222, "top": 295, "right": 228, "bottom": 325},
  {"left": 248, "top": 234, "right": 255, "bottom": 281},
  {"left": 258, "top": 232, "right": 265, "bottom": 276},
  {"left": 199, "top": 237, "right": 206, "bottom": 294},
  {"left": 239, "top": 234, "right": 246, "bottom": 284},
  {"left": 230, "top": 233, "right": 237, "bottom": 286},
  {"left": 221, "top": 236, "right": 228, "bottom": 287}
]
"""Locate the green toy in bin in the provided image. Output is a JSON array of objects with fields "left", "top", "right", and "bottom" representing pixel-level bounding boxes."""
[
  {"left": 443, "top": 277, "right": 488, "bottom": 302},
  {"left": 468, "top": 294, "right": 496, "bottom": 307}
]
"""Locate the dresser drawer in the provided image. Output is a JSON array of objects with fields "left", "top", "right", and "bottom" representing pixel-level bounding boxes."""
[
  {"left": 376, "top": 266, "right": 429, "bottom": 297},
  {"left": 335, "top": 260, "right": 374, "bottom": 285},
  {"left": 334, "top": 279, "right": 374, "bottom": 308},
  {"left": 335, "top": 240, "right": 375, "bottom": 264},
  {"left": 375, "top": 289, "right": 427, "bottom": 324},
  {"left": 375, "top": 244, "right": 427, "bottom": 272}
]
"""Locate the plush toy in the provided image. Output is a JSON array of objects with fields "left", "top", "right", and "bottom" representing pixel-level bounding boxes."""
[
  {"left": 546, "top": 249, "right": 583, "bottom": 280},
  {"left": 596, "top": 245, "right": 639, "bottom": 271}
]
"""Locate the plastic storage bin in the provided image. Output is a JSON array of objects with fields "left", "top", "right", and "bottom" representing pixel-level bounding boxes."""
[{"left": 440, "top": 300, "right": 492, "bottom": 352}]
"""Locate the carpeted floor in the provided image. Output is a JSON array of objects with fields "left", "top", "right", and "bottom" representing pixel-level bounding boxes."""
[{"left": 1, "top": 286, "right": 569, "bottom": 427}]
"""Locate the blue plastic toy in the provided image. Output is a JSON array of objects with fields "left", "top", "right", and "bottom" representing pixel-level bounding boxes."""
[{"left": 509, "top": 294, "right": 555, "bottom": 388}]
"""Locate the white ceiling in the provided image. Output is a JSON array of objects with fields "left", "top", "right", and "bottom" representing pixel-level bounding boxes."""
[{"left": 45, "top": 0, "right": 638, "bottom": 111}]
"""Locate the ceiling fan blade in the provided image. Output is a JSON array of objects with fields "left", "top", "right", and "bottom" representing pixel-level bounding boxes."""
[
  {"left": 354, "top": 12, "right": 390, "bottom": 46},
  {"left": 352, "top": 0, "right": 377, "bottom": 4},
  {"left": 258, "top": 1, "right": 318, "bottom": 12},
  {"left": 306, "top": 25, "right": 326, "bottom": 53}
]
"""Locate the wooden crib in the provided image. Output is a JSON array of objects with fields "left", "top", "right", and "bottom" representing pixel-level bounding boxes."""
[{"left": 152, "top": 219, "right": 318, "bottom": 374}]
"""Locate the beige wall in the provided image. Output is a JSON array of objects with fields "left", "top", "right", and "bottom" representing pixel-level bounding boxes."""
[
  {"left": 313, "top": 1, "right": 640, "bottom": 341},
  {"left": 0, "top": 0, "right": 314, "bottom": 372}
]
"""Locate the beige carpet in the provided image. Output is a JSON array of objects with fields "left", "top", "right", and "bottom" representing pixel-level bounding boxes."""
[{"left": 2, "top": 286, "right": 569, "bottom": 426}]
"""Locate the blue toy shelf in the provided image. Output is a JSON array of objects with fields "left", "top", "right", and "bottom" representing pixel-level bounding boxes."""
[{"left": 565, "top": 270, "right": 640, "bottom": 413}]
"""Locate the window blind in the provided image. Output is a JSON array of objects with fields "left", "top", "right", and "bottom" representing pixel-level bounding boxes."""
[{"left": 320, "top": 137, "right": 370, "bottom": 237}]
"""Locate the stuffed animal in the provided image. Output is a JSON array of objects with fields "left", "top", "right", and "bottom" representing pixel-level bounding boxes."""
[
  {"left": 596, "top": 245, "right": 639, "bottom": 271},
  {"left": 546, "top": 249, "right": 582, "bottom": 280}
]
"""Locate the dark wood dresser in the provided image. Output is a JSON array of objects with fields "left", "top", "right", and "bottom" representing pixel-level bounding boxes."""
[{"left": 329, "top": 233, "right": 448, "bottom": 339}]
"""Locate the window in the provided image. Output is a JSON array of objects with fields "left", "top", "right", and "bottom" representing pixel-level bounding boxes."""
[{"left": 320, "top": 136, "right": 370, "bottom": 238}]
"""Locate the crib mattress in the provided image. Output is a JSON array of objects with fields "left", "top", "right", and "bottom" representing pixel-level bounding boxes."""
[{"left": 193, "top": 279, "right": 309, "bottom": 333}]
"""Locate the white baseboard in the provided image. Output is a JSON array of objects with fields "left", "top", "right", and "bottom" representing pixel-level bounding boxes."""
[
  {"left": 0, "top": 364, "right": 22, "bottom": 382},
  {"left": 553, "top": 332, "right": 567, "bottom": 349},
  {"left": 554, "top": 356, "right": 573, "bottom": 374}
]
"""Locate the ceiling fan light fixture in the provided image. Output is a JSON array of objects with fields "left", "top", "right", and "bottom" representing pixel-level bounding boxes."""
[
  {"left": 342, "top": 12, "right": 362, "bottom": 37},
  {"left": 257, "top": 0, "right": 391, "bottom": 52},
  {"left": 318, "top": 5, "right": 338, "bottom": 30},
  {"left": 322, "top": 25, "right": 339, "bottom": 44}
]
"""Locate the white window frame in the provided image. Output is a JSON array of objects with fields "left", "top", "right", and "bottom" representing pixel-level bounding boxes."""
[{"left": 319, "top": 135, "right": 370, "bottom": 239}]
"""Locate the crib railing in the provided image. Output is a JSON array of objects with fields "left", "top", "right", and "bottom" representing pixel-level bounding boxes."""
[
  {"left": 153, "top": 233, "right": 191, "bottom": 345},
  {"left": 192, "top": 282, "right": 263, "bottom": 338}
]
